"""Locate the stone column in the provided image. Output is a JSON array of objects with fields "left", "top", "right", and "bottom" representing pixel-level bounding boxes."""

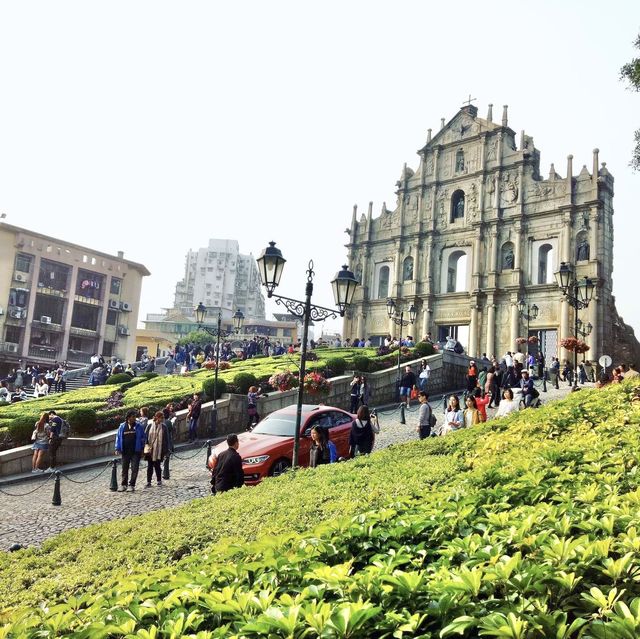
[
  {"left": 588, "top": 295, "right": 598, "bottom": 359},
  {"left": 469, "top": 304, "right": 479, "bottom": 357},
  {"left": 559, "top": 298, "right": 570, "bottom": 342},
  {"left": 356, "top": 309, "right": 364, "bottom": 341},
  {"left": 510, "top": 301, "right": 519, "bottom": 350},
  {"left": 486, "top": 302, "right": 496, "bottom": 358}
]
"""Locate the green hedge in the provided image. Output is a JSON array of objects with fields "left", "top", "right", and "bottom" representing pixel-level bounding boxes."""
[
  {"left": 104, "top": 373, "right": 132, "bottom": 385},
  {"left": 0, "top": 380, "right": 636, "bottom": 630}
]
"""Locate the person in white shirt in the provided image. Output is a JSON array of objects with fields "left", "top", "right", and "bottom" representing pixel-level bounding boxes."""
[
  {"left": 494, "top": 388, "right": 520, "bottom": 418},
  {"left": 503, "top": 351, "right": 514, "bottom": 369},
  {"left": 34, "top": 377, "right": 49, "bottom": 398}
]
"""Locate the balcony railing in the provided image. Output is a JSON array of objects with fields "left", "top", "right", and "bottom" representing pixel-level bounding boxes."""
[
  {"left": 69, "top": 326, "right": 99, "bottom": 338},
  {"left": 31, "top": 320, "right": 65, "bottom": 332},
  {"left": 28, "top": 345, "right": 58, "bottom": 360}
]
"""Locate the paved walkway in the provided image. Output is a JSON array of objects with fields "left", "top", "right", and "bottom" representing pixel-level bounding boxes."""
[{"left": 0, "top": 381, "right": 591, "bottom": 549}]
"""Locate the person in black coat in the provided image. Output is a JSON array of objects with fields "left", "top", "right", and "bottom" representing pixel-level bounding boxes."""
[
  {"left": 348, "top": 405, "right": 379, "bottom": 457},
  {"left": 211, "top": 434, "right": 244, "bottom": 494}
]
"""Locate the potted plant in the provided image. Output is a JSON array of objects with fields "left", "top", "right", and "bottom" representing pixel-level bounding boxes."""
[
  {"left": 268, "top": 371, "right": 298, "bottom": 392},
  {"left": 303, "top": 372, "right": 331, "bottom": 396}
]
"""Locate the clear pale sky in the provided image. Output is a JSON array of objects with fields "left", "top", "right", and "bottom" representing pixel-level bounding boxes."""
[{"left": 1, "top": 1, "right": 638, "bottom": 340}]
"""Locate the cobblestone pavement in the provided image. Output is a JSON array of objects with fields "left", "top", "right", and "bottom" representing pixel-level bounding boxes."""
[{"left": 0, "top": 380, "right": 592, "bottom": 549}]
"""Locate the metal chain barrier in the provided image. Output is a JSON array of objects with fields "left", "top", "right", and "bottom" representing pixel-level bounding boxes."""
[
  {"left": 58, "top": 461, "right": 113, "bottom": 484},
  {"left": 0, "top": 473, "right": 54, "bottom": 497},
  {"left": 171, "top": 440, "right": 210, "bottom": 461}
]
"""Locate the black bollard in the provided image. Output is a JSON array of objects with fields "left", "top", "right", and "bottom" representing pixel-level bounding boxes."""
[
  {"left": 400, "top": 403, "right": 406, "bottom": 425},
  {"left": 163, "top": 453, "right": 170, "bottom": 480},
  {"left": 52, "top": 471, "right": 62, "bottom": 506},
  {"left": 109, "top": 458, "right": 119, "bottom": 492},
  {"left": 542, "top": 370, "right": 548, "bottom": 393},
  {"left": 205, "top": 440, "right": 212, "bottom": 469}
]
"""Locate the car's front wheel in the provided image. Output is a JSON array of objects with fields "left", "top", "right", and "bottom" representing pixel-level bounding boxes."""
[{"left": 269, "top": 458, "right": 291, "bottom": 477}]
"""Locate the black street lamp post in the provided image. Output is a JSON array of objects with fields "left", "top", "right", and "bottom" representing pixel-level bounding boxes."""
[
  {"left": 554, "top": 261, "right": 596, "bottom": 391},
  {"left": 516, "top": 299, "right": 539, "bottom": 356},
  {"left": 256, "top": 242, "right": 358, "bottom": 469},
  {"left": 385, "top": 298, "right": 417, "bottom": 401},
  {"left": 194, "top": 303, "right": 245, "bottom": 433}
]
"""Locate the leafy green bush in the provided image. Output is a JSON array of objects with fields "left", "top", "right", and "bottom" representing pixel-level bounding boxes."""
[
  {"left": 105, "top": 373, "right": 132, "bottom": 385},
  {"left": 414, "top": 341, "right": 435, "bottom": 356},
  {"left": 138, "top": 372, "right": 159, "bottom": 380},
  {"left": 351, "top": 355, "right": 371, "bottom": 372},
  {"left": 202, "top": 376, "right": 227, "bottom": 400},
  {"left": 2, "top": 382, "right": 640, "bottom": 635},
  {"left": 233, "top": 372, "right": 258, "bottom": 394},
  {"left": 65, "top": 407, "right": 97, "bottom": 435},
  {"left": 325, "top": 356, "right": 346, "bottom": 375}
]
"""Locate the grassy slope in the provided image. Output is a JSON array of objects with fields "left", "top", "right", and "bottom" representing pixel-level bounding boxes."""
[{"left": 0, "top": 381, "right": 636, "bottom": 620}]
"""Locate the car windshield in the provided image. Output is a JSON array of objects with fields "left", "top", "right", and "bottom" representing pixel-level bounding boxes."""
[{"left": 251, "top": 414, "right": 297, "bottom": 437}]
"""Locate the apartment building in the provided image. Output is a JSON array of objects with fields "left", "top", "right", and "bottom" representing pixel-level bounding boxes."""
[
  {"left": 0, "top": 222, "right": 149, "bottom": 373},
  {"left": 173, "top": 239, "right": 265, "bottom": 320}
]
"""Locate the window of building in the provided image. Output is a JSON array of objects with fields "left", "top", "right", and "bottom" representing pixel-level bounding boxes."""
[
  {"left": 102, "top": 341, "right": 115, "bottom": 357},
  {"left": 106, "top": 309, "right": 118, "bottom": 326},
  {"left": 501, "top": 242, "right": 515, "bottom": 270},
  {"left": 538, "top": 244, "right": 554, "bottom": 284},
  {"left": 8, "top": 288, "right": 29, "bottom": 308},
  {"left": 110, "top": 277, "right": 122, "bottom": 295},
  {"left": 34, "top": 295, "right": 65, "bottom": 324},
  {"left": 5, "top": 326, "right": 21, "bottom": 343},
  {"left": 451, "top": 190, "right": 465, "bottom": 221},
  {"left": 76, "top": 270, "right": 105, "bottom": 300},
  {"left": 446, "top": 251, "right": 468, "bottom": 293},
  {"left": 402, "top": 256, "right": 414, "bottom": 281},
  {"left": 15, "top": 254, "right": 32, "bottom": 273},
  {"left": 39, "top": 259, "right": 70, "bottom": 291},
  {"left": 377, "top": 265, "right": 390, "bottom": 299},
  {"left": 71, "top": 303, "right": 100, "bottom": 331}
]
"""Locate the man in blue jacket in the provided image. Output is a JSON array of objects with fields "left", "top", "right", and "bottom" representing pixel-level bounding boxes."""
[{"left": 115, "top": 409, "right": 146, "bottom": 491}]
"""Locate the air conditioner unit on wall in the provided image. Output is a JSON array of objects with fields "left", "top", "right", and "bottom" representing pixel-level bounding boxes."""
[
  {"left": 41, "top": 316, "right": 52, "bottom": 324},
  {"left": 119, "top": 302, "right": 132, "bottom": 312},
  {"left": 118, "top": 326, "right": 130, "bottom": 336},
  {"left": 13, "top": 271, "right": 27, "bottom": 282},
  {"left": 9, "top": 308, "right": 26, "bottom": 319},
  {"left": 109, "top": 299, "right": 119, "bottom": 310},
  {"left": 5, "top": 344, "right": 18, "bottom": 353}
]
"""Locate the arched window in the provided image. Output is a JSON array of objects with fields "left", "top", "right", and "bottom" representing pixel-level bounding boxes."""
[
  {"left": 576, "top": 232, "right": 590, "bottom": 262},
  {"left": 501, "top": 241, "right": 515, "bottom": 270},
  {"left": 377, "top": 265, "right": 389, "bottom": 299},
  {"left": 447, "top": 251, "right": 468, "bottom": 293},
  {"left": 538, "top": 244, "right": 554, "bottom": 284},
  {"left": 451, "top": 190, "right": 465, "bottom": 221},
  {"left": 402, "top": 256, "right": 414, "bottom": 281},
  {"left": 455, "top": 149, "right": 465, "bottom": 172}
]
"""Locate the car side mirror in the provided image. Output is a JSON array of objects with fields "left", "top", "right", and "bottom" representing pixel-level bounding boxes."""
[{"left": 303, "top": 428, "right": 311, "bottom": 438}]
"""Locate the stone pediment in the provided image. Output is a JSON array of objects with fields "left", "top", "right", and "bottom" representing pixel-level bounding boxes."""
[{"left": 421, "top": 106, "right": 504, "bottom": 152}]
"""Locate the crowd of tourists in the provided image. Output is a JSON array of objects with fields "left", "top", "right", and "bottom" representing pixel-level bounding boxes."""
[{"left": 0, "top": 362, "right": 70, "bottom": 404}]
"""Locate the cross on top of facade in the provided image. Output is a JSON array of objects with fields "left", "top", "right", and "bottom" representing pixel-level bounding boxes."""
[{"left": 463, "top": 94, "right": 477, "bottom": 106}]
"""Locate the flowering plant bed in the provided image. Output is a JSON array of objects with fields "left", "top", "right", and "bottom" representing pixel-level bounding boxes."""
[
  {"left": 303, "top": 371, "right": 331, "bottom": 395},
  {"left": 268, "top": 370, "right": 299, "bottom": 392},
  {"left": 515, "top": 337, "right": 528, "bottom": 345}
]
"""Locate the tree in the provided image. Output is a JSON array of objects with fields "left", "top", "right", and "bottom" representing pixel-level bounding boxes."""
[{"left": 621, "top": 33, "right": 640, "bottom": 171}]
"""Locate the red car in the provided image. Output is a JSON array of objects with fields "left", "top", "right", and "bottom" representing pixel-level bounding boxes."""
[{"left": 208, "top": 404, "right": 355, "bottom": 485}]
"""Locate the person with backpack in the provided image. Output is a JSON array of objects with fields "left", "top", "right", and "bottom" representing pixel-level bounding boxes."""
[
  {"left": 348, "top": 405, "right": 379, "bottom": 457},
  {"left": 144, "top": 412, "right": 170, "bottom": 488},
  {"left": 416, "top": 391, "right": 436, "bottom": 439},
  {"left": 47, "top": 410, "right": 69, "bottom": 471}
]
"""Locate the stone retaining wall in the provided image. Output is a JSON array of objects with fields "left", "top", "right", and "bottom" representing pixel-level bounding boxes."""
[{"left": 0, "top": 350, "right": 471, "bottom": 477}]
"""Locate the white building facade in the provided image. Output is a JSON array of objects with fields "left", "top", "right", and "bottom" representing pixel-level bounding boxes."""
[
  {"left": 343, "top": 103, "right": 637, "bottom": 363},
  {"left": 173, "top": 239, "right": 265, "bottom": 320}
]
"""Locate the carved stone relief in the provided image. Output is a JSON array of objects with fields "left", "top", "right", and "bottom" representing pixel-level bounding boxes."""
[
  {"left": 437, "top": 188, "right": 449, "bottom": 227},
  {"left": 500, "top": 173, "right": 519, "bottom": 206}
]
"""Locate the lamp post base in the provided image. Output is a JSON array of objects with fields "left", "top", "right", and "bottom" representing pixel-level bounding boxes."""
[{"left": 210, "top": 407, "right": 217, "bottom": 437}]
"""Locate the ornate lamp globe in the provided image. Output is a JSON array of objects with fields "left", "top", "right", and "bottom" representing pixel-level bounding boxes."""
[
  {"left": 257, "top": 242, "right": 286, "bottom": 297},
  {"left": 331, "top": 265, "right": 359, "bottom": 316}
]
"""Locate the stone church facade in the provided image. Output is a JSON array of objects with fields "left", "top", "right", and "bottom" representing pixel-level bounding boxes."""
[{"left": 343, "top": 103, "right": 638, "bottom": 363}]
